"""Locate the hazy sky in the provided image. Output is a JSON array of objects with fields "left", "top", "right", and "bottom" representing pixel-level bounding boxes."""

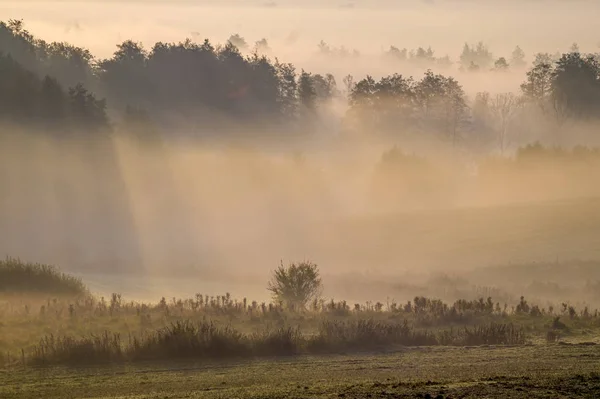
[{"left": 3, "top": 1, "right": 599, "bottom": 62}]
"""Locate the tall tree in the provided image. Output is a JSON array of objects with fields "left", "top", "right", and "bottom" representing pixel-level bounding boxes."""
[
  {"left": 298, "top": 70, "right": 317, "bottom": 117},
  {"left": 521, "top": 61, "right": 553, "bottom": 113},
  {"left": 551, "top": 52, "right": 600, "bottom": 121}
]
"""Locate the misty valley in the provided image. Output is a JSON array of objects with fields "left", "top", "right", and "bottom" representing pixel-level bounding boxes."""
[{"left": 2, "top": 2, "right": 600, "bottom": 397}]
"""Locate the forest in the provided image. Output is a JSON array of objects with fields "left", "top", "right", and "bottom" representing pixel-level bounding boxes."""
[{"left": 1, "top": 18, "right": 599, "bottom": 150}]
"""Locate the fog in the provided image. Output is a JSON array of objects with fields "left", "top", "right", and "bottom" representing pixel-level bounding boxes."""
[
  {"left": 2, "top": 0, "right": 600, "bottom": 303},
  {"left": 2, "top": 129, "right": 600, "bottom": 303},
  {"left": 4, "top": 1, "right": 600, "bottom": 87}
]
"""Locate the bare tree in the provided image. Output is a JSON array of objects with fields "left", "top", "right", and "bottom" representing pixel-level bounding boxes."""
[{"left": 490, "top": 93, "right": 523, "bottom": 153}]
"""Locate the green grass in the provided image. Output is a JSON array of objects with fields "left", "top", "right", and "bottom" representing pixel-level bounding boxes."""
[{"left": 2, "top": 345, "right": 600, "bottom": 398}]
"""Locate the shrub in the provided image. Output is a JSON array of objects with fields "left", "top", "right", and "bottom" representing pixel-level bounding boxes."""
[
  {"left": 551, "top": 317, "right": 568, "bottom": 330},
  {"left": 0, "top": 257, "right": 88, "bottom": 296},
  {"left": 267, "top": 261, "right": 322, "bottom": 310}
]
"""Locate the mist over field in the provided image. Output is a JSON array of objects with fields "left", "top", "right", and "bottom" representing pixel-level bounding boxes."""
[{"left": 2, "top": 0, "right": 600, "bottom": 304}]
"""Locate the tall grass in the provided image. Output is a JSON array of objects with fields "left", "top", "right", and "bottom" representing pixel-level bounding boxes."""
[
  {"left": 27, "top": 319, "right": 526, "bottom": 366},
  {"left": 0, "top": 257, "right": 88, "bottom": 296}
]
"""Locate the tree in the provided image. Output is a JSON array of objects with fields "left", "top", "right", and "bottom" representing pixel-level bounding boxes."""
[
  {"left": 551, "top": 52, "right": 600, "bottom": 121},
  {"left": 385, "top": 45, "right": 407, "bottom": 62},
  {"left": 298, "top": 70, "right": 317, "bottom": 113},
  {"left": 511, "top": 45, "right": 527, "bottom": 68},
  {"left": 490, "top": 93, "right": 523, "bottom": 153},
  {"left": 267, "top": 261, "right": 322, "bottom": 310},
  {"left": 97, "top": 40, "right": 150, "bottom": 108},
  {"left": 68, "top": 83, "right": 110, "bottom": 131},
  {"left": 275, "top": 60, "right": 298, "bottom": 120},
  {"left": 521, "top": 61, "right": 553, "bottom": 113},
  {"left": 569, "top": 42, "right": 580, "bottom": 54},
  {"left": 311, "top": 73, "right": 338, "bottom": 102},
  {"left": 460, "top": 42, "right": 493, "bottom": 71},
  {"left": 39, "top": 75, "right": 67, "bottom": 130},
  {"left": 255, "top": 38, "right": 270, "bottom": 53},
  {"left": 493, "top": 57, "right": 509, "bottom": 71},
  {"left": 442, "top": 76, "right": 469, "bottom": 146},
  {"left": 227, "top": 34, "right": 248, "bottom": 51}
]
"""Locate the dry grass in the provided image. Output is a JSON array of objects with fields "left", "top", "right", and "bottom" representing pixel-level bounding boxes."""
[
  {"left": 0, "top": 257, "right": 88, "bottom": 297},
  {"left": 26, "top": 319, "right": 526, "bottom": 366}
]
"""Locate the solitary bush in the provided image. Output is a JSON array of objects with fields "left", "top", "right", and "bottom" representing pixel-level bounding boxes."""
[
  {"left": 0, "top": 257, "right": 88, "bottom": 296},
  {"left": 267, "top": 261, "right": 322, "bottom": 310}
]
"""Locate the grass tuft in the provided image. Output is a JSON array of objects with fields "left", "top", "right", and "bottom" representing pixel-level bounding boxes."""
[{"left": 0, "top": 257, "right": 88, "bottom": 296}]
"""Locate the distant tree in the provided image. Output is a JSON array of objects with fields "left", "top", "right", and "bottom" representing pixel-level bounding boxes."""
[
  {"left": 415, "top": 70, "right": 446, "bottom": 120},
  {"left": 0, "top": 53, "right": 39, "bottom": 123},
  {"left": 275, "top": 60, "right": 298, "bottom": 120},
  {"left": 267, "top": 261, "right": 322, "bottom": 310},
  {"left": 97, "top": 40, "right": 150, "bottom": 108},
  {"left": 511, "top": 46, "right": 527, "bottom": 68},
  {"left": 39, "top": 75, "right": 68, "bottom": 130},
  {"left": 569, "top": 42, "right": 580, "bottom": 54},
  {"left": 255, "top": 38, "right": 270, "bottom": 53},
  {"left": 68, "top": 83, "right": 110, "bottom": 131},
  {"left": 410, "top": 46, "right": 435, "bottom": 66},
  {"left": 489, "top": 93, "right": 523, "bottom": 153},
  {"left": 243, "top": 53, "right": 281, "bottom": 119},
  {"left": 460, "top": 42, "right": 493, "bottom": 71},
  {"left": 317, "top": 40, "right": 331, "bottom": 55},
  {"left": 298, "top": 70, "right": 317, "bottom": 113},
  {"left": 493, "top": 57, "right": 510, "bottom": 71},
  {"left": 521, "top": 61, "right": 553, "bottom": 113},
  {"left": 342, "top": 74, "right": 354, "bottom": 95},
  {"left": 415, "top": 70, "right": 468, "bottom": 143},
  {"left": 311, "top": 73, "right": 338, "bottom": 103},
  {"left": 39, "top": 42, "right": 94, "bottom": 89},
  {"left": 473, "top": 92, "right": 491, "bottom": 125},
  {"left": 385, "top": 45, "right": 408, "bottom": 61},
  {"left": 227, "top": 34, "right": 248, "bottom": 51},
  {"left": 551, "top": 52, "right": 600, "bottom": 121},
  {"left": 533, "top": 52, "right": 554, "bottom": 66},
  {"left": 436, "top": 55, "right": 453, "bottom": 69}
]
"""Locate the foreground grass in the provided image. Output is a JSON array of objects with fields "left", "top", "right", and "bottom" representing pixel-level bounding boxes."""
[
  {"left": 2, "top": 288, "right": 599, "bottom": 366},
  {"left": 23, "top": 320, "right": 525, "bottom": 366},
  {"left": 2, "top": 345, "right": 600, "bottom": 398}
]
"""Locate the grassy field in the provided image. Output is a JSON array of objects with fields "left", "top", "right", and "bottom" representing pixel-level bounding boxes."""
[
  {"left": 2, "top": 345, "right": 600, "bottom": 398},
  {"left": 3, "top": 258, "right": 600, "bottom": 397}
]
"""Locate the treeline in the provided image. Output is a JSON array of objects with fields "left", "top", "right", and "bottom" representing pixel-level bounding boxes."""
[
  {"left": 1, "top": 19, "right": 600, "bottom": 145},
  {"left": 0, "top": 20, "right": 338, "bottom": 135}
]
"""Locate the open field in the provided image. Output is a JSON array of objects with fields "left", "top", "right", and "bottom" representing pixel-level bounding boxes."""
[{"left": 2, "top": 345, "right": 600, "bottom": 398}]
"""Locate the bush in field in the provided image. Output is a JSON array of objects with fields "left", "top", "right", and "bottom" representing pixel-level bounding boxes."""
[
  {"left": 267, "top": 261, "right": 322, "bottom": 310},
  {"left": 0, "top": 257, "right": 88, "bottom": 296}
]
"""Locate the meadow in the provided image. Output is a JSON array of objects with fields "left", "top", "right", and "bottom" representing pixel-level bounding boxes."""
[
  {"left": 2, "top": 258, "right": 600, "bottom": 366},
  {"left": 2, "top": 254, "right": 600, "bottom": 397}
]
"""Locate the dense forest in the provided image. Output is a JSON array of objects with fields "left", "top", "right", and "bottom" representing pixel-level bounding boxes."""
[{"left": 1, "top": 19, "right": 600, "bottom": 150}]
